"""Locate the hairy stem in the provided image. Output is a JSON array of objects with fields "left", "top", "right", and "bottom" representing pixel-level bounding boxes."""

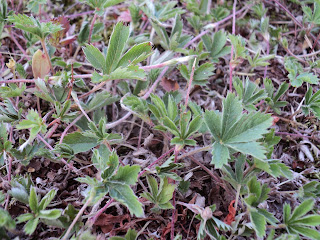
[
  {"left": 40, "top": 39, "right": 55, "bottom": 75},
  {"left": 88, "top": 13, "right": 97, "bottom": 44},
  {"left": 62, "top": 197, "right": 92, "bottom": 240}
]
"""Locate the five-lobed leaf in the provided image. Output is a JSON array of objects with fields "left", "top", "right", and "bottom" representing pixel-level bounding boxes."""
[{"left": 204, "top": 93, "right": 272, "bottom": 168}]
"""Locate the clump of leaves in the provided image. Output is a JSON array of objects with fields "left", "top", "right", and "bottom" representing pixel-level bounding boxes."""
[
  {"left": 202, "top": 30, "right": 231, "bottom": 63},
  {"left": 204, "top": 93, "right": 273, "bottom": 168},
  {"left": 233, "top": 77, "right": 267, "bottom": 111},
  {"left": 16, "top": 188, "right": 61, "bottom": 235},
  {"left": 284, "top": 57, "right": 319, "bottom": 87},
  {"left": 264, "top": 78, "right": 289, "bottom": 114},
  {"left": 76, "top": 145, "right": 144, "bottom": 217},
  {"left": 302, "top": 86, "right": 320, "bottom": 119},
  {"left": 8, "top": 14, "right": 62, "bottom": 40},
  {"left": 141, "top": 175, "right": 175, "bottom": 213},
  {"left": 83, "top": 22, "right": 153, "bottom": 82},
  {"left": 282, "top": 199, "right": 320, "bottom": 239},
  {"left": 244, "top": 176, "right": 278, "bottom": 238},
  {"left": 148, "top": 94, "right": 202, "bottom": 149},
  {"left": 16, "top": 109, "right": 47, "bottom": 151}
]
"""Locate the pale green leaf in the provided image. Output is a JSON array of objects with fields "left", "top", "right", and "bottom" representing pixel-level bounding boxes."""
[
  {"left": 211, "top": 141, "right": 229, "bottom": 168},
  {"left": 250, "top": 211, "right": 266, "bottom": 238},
  {"left": 24, "top": 217, "right": 39, "bottom": 235},
  {"left": 62, "top": 132, "right": 98, "bottom": 154},
  {"left": 108, "top": 183, "right": 144, "bottom": 217},
  {"left": 117, "top": 42, "right": 153, "bottom": 68},
  {"left": 105, "top": 22, "right": 130, "bottom": 74},
  {"left": 39, "top": 209, "right": 62, "bottom": 219},
  {"left": 29, "top": 187, "right": 38, "bottom": 213},
  {"left": 83, "top": 45, "right": 107, "bottom": 73},
  {"left": 111, "top": 165, "right": 140, "bottom": 185}
]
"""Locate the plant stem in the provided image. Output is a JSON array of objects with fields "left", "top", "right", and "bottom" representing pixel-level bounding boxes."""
[
  {"left": 229, "top": 0, "right": 237, "bottom": 92},
  {"left": 88, "top": 198, "right": 114, "bottom": 226},
  {"left": 59, "top": 114, "right": 84, "bottom": 144},
  {"left": 62, "top": 197, "right": 92, "bottom": 240},
  {"left": 40, "top": 39, "right": 55, "bottom": 75},
  {"left": 267, "top": 224, "right": 286, "bottom": 229},
  {"left": 243, "top": 164, "right": 256, "bottom": 177},
  {"left": 234, "top": 184, "right": 241, "bottom": 213},
  {"left": 0, "top": 79, "right": 35, "bottom": 84},
  {"left": 185, "top": 58, "right": 196, "bottom": 109},
  {"left": 171, "top": 148, "right": 180, "bottom": 240},
  {"left": 138, "top": 147, "right": 175, "bottom": 178},
  {"left": 9, "top": 32, "right": 30, "bottom": 60},
  {"left": 88, "top": 13, "right": 97, "bottom": 44},
  {"left": 177, "top": 145, "right": 211, "bottom": 160}
]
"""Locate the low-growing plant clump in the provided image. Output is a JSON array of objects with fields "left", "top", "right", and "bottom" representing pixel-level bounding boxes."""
[{"left": 0, "top": 0, "right": 320, "bottom": 239}]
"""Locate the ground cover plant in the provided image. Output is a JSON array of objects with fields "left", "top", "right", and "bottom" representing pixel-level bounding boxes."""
[{"left": 1, "top": 0, "right": 320, "bottom": 239}]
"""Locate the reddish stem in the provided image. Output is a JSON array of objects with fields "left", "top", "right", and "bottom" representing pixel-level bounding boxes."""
[
  {"left": 138, "top": 147, "right": 175, "bottom": 178},
  {"left": 170, "top": 149, "right": 180, "bottom": 240},
  {"left": 89, "top": 198, "right": 115, "bottom": 225},
  {"left": 88, "top": 13, "right": 97, "bottom": 44},
  {"left": 229, "top": 0, "right": 237, "bottom": 92},
  {"left": 9, "top": 32, "right": 30, "bottom": 60},
  {"left": 0, "top": 79, "right": 35, "bottom": 84},
  {"left": 37, "top": 134, "right": 78, "bottom": 172},
  {"left": 65, "top": 10, "right": 95, "bottom": 19},
  {"left": 67, "top": 63, "right": 75, "bottom": 100},
  {"left": 183, "top": 4, "right": 252, "bottom": 49},
  {"left": 185, "top": 59, "right": 196, "bottom": 109},
  {"left": 59, "top": 114, "right": 84, "bottom": 144}
]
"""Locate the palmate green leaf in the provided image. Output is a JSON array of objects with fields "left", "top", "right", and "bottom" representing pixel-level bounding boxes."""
[
  {"left": 284, "top": 57, "right": 319, "bottom": 87},
  {"left": 83, "top": 44, "right": 107, "bottom": 73},
  {"left": 204, "top": 93, "right": 272, "bottom": 168},
  {"left": 105, "top": 22, "right": 130, "bottom": 74},
  {"left": 108, "top": 182, "right": 144, "bottom": 217},
  {"left": 8, "top": 14, "right": 62, "bottom": 39},
  {"left": 233, "top": 77, "right": 267, "bottom": 110},
  {"left": 202, "top": 30, "right": 231, "bottom": 62}
]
